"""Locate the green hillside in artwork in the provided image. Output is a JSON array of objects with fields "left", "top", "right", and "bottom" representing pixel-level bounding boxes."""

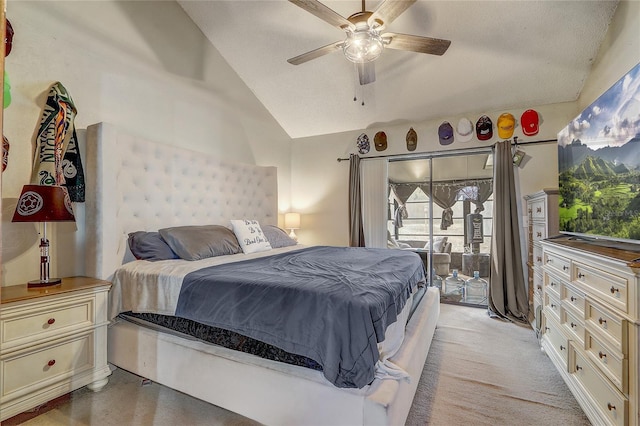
[{"left": 559, "top": 155, "right": 640, "bottom": 240}]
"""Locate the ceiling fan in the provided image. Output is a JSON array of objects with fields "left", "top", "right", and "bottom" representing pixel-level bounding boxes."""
[{"left": 287, "top": 0, "right": 451, "bottom": 85}]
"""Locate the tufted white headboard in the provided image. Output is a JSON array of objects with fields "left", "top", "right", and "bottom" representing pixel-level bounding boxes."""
[{"left": 84, "top": 122, "right": 278, "bottom": 280}]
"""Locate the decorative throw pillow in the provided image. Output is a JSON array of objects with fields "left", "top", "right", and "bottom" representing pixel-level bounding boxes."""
[
  {"left": 230, "top": 219, "right": 272, "bottom": 254},
  {"left": 262, "top": 225, "right": 297, "bottom": 249},
  {"left": 159, "top": 225, "right": 242, "bottom": 261},
  {"left": 424, "top": 236, "right": 448, "bottom": 252},
  {"left": 128, "top": 231, "right": 179, "bottom": 262}
]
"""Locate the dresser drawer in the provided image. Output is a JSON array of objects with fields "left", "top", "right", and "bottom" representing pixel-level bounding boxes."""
[
  {"left": 530, "top": 198, "right": 547, "bottom": 221},
  {"left": 531, "top": 223, "right": 547, "bottom": 243},
  {"left": 533, "top": 269, "right": 543, "bottom": 296},
  {"left": 533, "top": 243, "right": 543, "bottom": 268},
  {"left": 571, "top": 346, "right": 628, "bottom": 426},
  {"left": 585, "top": 331, "right": 627, "bottom": 393},
  {"left": 562, "top": 307, "right": 585, "bottom": 347},
  {"left": 544, "top": 251, "right": 571, "bottom": 279},
  {"left": 574, "top": 262, "right": 628, "bottom": 314},
  {"left": 585, "top": 300, "right": 627, "bottom": 354},
  {"left": 544, "top": 291, "right": 561, "bottom": 323},
  {"left": 1, "top": 333, "right": 94, "bottom": 402},
  {"left": 544, "top": 315, "right": 568, "bottom": 367},
  {"left": 543, "top": 272, "right": 562, "bottom": 299},
  {"left": 561, "top": 283, "right": 585, "bottom": 317}
]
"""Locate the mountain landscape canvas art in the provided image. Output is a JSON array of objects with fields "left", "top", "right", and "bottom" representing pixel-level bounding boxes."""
[{"left": 557, "top": 62, "right": 640, "bottom": 242}]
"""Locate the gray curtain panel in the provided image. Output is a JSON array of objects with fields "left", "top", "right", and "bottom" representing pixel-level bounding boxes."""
[
  {"left": 489, "top": 141, "right": 528, "bottom": 322},
  {"left": 348, "top": 154, "right": 365, "bottom": 247}
]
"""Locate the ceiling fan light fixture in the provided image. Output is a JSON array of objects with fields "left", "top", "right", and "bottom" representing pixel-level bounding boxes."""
[{"left": 342, "top": 31, "right": 384, "bottom": 63}]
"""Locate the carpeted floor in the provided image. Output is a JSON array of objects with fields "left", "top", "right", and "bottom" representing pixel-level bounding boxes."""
[{"left": 9, "top": 304, "right": 590, "bottom": 426}]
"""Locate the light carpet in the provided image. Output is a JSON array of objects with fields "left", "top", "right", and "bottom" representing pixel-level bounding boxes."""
[{"left": 15, "top": 304, "right": 590, "bottom": 426}]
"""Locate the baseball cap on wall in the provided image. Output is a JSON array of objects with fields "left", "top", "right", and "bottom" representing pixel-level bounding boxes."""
[
  {"left": 497, "top": 113, "right": 515, "bottom": 139},
  {"left": 406, "top": 127, "right": 417, "bottom": 151},
  {"left": 456, "top": 118, "right": 473, "bottom": 142},
  {"left": 521, "top": 109, "right": 539, "bottom": 136},
  {"left": 374, "top": 131, "right": 387, "bottom": 151},
  {"left": 357, "top": 133, "right": 370, "bottom": 154},
  {"left": 438, "top": 122, "right": 454, "bottom": 145},
  {"left": 476, "top": 115, "right": 493, "bottom": 141}
]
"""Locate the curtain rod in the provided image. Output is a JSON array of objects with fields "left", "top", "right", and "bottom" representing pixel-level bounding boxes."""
[{"left": 336, "top": 137, "right": 558, "bottom": 162}]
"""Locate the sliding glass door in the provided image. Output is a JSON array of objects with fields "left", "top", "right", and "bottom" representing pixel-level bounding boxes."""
[{"left": 387, "top": 151, "right": 493, "bottom": 306}]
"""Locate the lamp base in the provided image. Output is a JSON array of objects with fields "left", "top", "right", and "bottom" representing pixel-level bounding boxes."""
[{"left": 28, "top": 278, "right": 62, "bottom": 288}]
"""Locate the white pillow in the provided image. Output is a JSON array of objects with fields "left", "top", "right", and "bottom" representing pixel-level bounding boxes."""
[
  {"left": 424, "top": 236, "right": 448, "bottom": 252},
  {"left": 230, "top": 219, "right": 272, "bottom": 254}
]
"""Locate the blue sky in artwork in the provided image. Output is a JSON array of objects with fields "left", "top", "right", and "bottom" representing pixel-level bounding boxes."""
[{"left": 558, "top": 62, "right": 640, "bottom": 148}]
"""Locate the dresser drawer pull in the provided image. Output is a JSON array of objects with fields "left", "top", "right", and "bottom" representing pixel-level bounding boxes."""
[
  {"left": 607, "top": 403, "right": 616, "bottom": 411},
  {"left": 609, "top": 286, "right": 619, "bottom": 294},
  {"left": 560, "top": 345, "right": 565, "bottom": 351},
  {"left": 562, "top": 265, "right": 568, "bottom": 271},
  {"left": 550, "top": 303, "right": 557, "bottom": 309},
  {"left": 570, "top": 322, "right": 577, "bottom": 328},
  {"left": 545, "top": 327, "right": 550, "bottom": 332},
  {"left": 47, "top": 318, "right": 56, "bottom": 325},
  {"left": 536, "top": 256, "right": 542, "bottom": 262},
  {"left": 547, "top": 259, "right": 553, "bottom": 264},
  {"left": 598, "top": 351, "right": 607, "bottom": 359},
  {"left": 47, "top": 359, "right": 56, "bottom": 367},
  {"left": 537, "top": 285, "right": 542, "bottom": 291},
  {"left": 536, "top": 207, "right": 542, "bottom": 213},
  {"left": 570, "top": 296, "right": 577, "bottom": 302},
  {"left": 537, "top": 232, "right": 542, "bottom": 238},
  {"left": 598, "top": 317, "right": 607, "bottom": 325},
  {"left": 550, "top": 281, "right": 557, "bottom": 287},
  {"left": 576, "top": 364, "right": 582, "bottom": 371},
  {"left": 578, "top": 272, "right": 585, "bottom": 279}
]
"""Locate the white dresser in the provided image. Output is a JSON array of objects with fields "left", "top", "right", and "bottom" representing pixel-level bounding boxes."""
[
  {"left": 524, "top": 189, "right": 559, "bottom": 334},
  {"left": 540, "top": 237, "right": 640, "bottom": 426},
  {"left": 0, "top": 277, "right": 112, "bottom": 421}
]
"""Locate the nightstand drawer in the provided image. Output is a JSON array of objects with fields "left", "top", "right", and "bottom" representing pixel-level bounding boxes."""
[
  {"left": 1, "top": 333, "right": 94, "bottom": 402},
  {"left": 1, "top": 296, "right": 95, "bottom": 350}
]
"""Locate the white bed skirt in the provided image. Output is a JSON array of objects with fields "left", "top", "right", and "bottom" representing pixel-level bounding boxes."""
[{"left": 107, "top": 286, "right": 440, "bottom": 426}]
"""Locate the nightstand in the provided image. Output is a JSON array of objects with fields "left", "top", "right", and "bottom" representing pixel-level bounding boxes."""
[{"left": 0, "top": 276, "right": 112, "bottom": 421}]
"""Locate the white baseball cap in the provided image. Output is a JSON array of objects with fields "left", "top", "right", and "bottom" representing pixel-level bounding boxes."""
[{"left": 456, "top": 117, "right": 473, "bottom": 142}]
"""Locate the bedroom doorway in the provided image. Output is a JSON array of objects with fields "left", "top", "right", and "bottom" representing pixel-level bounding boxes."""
[{"left": 387, "top": 151, "right": 493, "bottom": 307}]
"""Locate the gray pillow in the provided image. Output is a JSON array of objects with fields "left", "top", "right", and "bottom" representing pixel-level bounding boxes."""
[
  {"left": 159, "top": 225, "right": 242, "bottom": 260},
  {"left": 262, "top": 225, "right": 297, "bottom": 248},
  {"left": 128, "top": 231, "right": 179, "bottom": 261}
]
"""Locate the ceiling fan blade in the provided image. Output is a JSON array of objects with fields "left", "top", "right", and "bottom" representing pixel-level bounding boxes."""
[
  {"left": 288, "top": 0, "right": 354, "bottom": 30},
  {"left": 357, "top": 62, "right": 376, "bottom": 85},
  {"left": 287, "top": 41, "right": 343, "bottom": 65},
  {"left": 383, "top": 32, "right": 451, "bottom": 55},
  {"left": 369, "top": 0, "right": 416, "bottom": 26}
]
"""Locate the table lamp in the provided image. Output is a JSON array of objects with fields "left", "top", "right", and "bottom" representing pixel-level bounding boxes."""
[
  {"left": 284, "top": 212, "right": 300, "bottom": 242},
  {"left": 12, "top": 185, "right": 75, "bottom": 287}
]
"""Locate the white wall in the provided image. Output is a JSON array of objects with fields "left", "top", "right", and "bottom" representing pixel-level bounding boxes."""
[
  {"left": 291, "top": 0, "right": 640, "bottom": 248},
  {"left": 1, "top": 1, "right": 292, "bottom": 285}
]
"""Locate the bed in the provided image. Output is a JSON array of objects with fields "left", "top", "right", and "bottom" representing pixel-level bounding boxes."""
[{"left": 84, "top": 122, "right": 440, "bottom": 425}]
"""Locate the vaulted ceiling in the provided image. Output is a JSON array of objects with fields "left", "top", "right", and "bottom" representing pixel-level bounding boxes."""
[{"left": 178, "top": 1, "right": 618, "bottom": 139}]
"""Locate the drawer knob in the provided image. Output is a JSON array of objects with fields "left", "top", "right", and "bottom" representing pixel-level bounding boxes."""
[
  {"left": 560, "top": 345, "right": 565, "bottom": 351},
  {"left": 47, "top": 359, "right": 56, "bottom": 367},
  {"left": 47, "top": 318, "right": 56, "bottom": 325},
  {"left": 545, "top": 327, "right": 550, "bottom": 332},
  {"left": 550, "top": 304, "right": 556, "bottom": 308},
  {"left": 536, "top": 256, "right": 542, "bottom": 262},
  {"left": 570, "top": 322, "right": 577, "bottom": 328},
  {"left": 607, "top": 403, "right": 616, "bottom": 411},
  {"left": 536, "top": 207, "right": 542, "bottom": 213},
  {"left": 550, "top": 282, "right": 556, "bottom": 287},
  {"left": 598, "top": 317, "right": 607, "bottom": 325},
  {"left": 537, "top": 285, "right": 542, "bottom": 291},
  {"left": 537, "top": 232, "right": 542, "bottom": 238},
  {"left": 570, "top": 296, "right": 577, "bottom": 302},
  {"left": 599, "top": 351, "right": 607, "bottom": 359},
  {"left": 547, "top": 259, "right": 553, "bottom": 264},
  {"left": 576, "top": 364, "right": 582, "bottom": 371},
  {"left": 578, "top": 272, "right": 585, "bottom": 279},
  {"left": 610, "top": 286, "right": 619, "bottom": 294}
]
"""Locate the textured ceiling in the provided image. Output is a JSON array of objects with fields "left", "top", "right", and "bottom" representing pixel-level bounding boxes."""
[{"left": 178, "top": 1, "right": 618, "bottom": 139}]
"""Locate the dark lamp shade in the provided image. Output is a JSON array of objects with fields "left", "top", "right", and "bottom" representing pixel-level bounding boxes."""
[{"left": 12, "top": 185, "right": 76, "bottom": 223}]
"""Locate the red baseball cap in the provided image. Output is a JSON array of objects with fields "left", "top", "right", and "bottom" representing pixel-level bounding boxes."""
[{"left": 521, "top": 109, "right": 539, "bottom": 136}]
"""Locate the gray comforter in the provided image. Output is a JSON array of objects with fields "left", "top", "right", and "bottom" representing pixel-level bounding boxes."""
[{"left": 175, "top": 246, "right": 425, "bottom": 388}]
